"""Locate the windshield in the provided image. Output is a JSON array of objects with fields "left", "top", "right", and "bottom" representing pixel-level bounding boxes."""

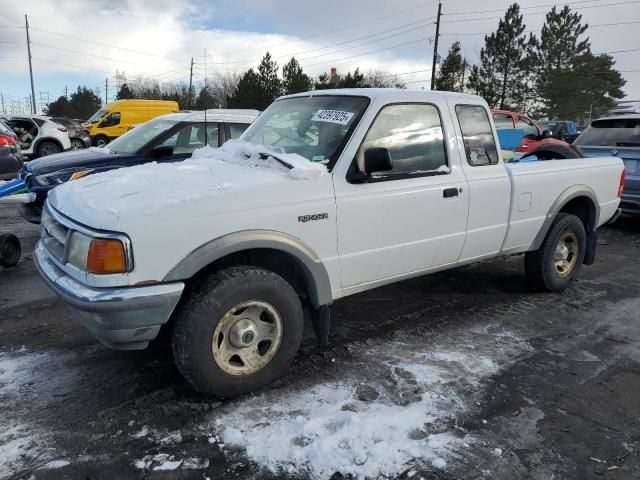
[
  {"left": 240, "top": 95, "right": 369, "bottom": 168},
  {"left": 87, "top": 109, "right": 107, "bottom": 123},
  {"left": 108, "top": 117, "right": 179, "bottom": 154},
  {"left": 575, "top": 118, "right": 640, "bottom": 147}
]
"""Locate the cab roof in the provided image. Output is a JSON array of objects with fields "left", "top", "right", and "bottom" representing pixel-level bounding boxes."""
[
  {"left": 280, "top": 88, "right": 484, "bottom": 103},
  {"left": 151, "top": 109, "right": 260, "bottom": 124}
]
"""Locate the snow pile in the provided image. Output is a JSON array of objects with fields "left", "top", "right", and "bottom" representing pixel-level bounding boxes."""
[
  {"left": 192, "top": 140, "right": 328, "bottom": 180},
  {"left": 212, "top": 326, "right": 530, "bottom": 479},
  {"left": 134, "top": 453, "right": 209, "bottom": 471}
]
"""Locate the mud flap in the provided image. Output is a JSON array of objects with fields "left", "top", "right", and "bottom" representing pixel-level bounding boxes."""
[
  {"left": 311, "top": 305, "right": 330, "bottom": 347},
  {"left": 584, "top": 230, "right": 597, "bottom": 265}
]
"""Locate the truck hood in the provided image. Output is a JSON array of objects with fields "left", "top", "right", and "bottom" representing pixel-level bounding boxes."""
[
  {"left": 48, "top": 141, "right": 330, "bottom": 230},
  {"left": 26, "top": 147, "right": 123, "bottom": 175}
]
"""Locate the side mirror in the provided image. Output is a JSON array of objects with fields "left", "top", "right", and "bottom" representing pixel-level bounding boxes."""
[
  {"left": 149, "top": 145, "right": 174, "bottom": 157},
  {"left": 541, "top": 129, "right": 553, "bottom": 139},
  {"left": 364, "top": 147, "right": 393, "bottom": 174}
]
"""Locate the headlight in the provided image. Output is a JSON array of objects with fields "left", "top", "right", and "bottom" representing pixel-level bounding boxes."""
[
  {"left": 67, "top": 233, "right": 127, "bottom": 274},
  {"left": 35, "top": 168, "right": 93, "bottom": 186}
]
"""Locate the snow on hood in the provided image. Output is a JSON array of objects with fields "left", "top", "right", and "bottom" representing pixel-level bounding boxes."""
[
  {"left": 51, "top": 140, "right": 328, "bottom": 218},
  {"left": 193, "top": 140, "right": 328, "bottom": 180}
]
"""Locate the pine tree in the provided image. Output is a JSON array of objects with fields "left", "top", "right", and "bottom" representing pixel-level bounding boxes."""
[
  {"left": 282, "top": 57, "right": 313, "bottom": 95},
  {"left": 531, "top": 5, "right": 625, "bottom": 120},
  {"left": 227, "top": 69, "right": 265, "bottom": 109},
  {"left": 434, "top": 42, "right": 465, "bottom": 92},
  {"left": 467, "top": 3, "right": 534, "bottom": 110},
  {"left": 116, "top": 83, "right": 135, "bottom": 100},
  {"left": 257, "top": 52, "right": 282, "bottom": 107},
  {"left": 315, "top": 68, "right": 366, "bottom": 89}
]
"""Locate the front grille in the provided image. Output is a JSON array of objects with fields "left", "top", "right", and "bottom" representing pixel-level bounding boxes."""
[{"left": 40, "top": 208, "right": 70, "bottom": 264}]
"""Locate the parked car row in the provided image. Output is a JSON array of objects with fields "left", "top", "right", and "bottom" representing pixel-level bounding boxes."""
[{"left": 18, "top": 109, "right": 259, "bottom": 222}]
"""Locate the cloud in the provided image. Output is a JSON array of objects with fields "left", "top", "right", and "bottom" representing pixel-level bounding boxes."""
[{"left": 0, "top": 0, "right": 637, "bottom": 110}]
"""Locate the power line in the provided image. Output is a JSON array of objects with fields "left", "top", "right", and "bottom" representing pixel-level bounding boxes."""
[
  {"left": 205, "top": 16, "right": 436, "bottom": 66},
  {"left": 213, "top": 0, "right": 438, "bottom": 56},
  {"left": 441, "top": 0, "right": 640, "bottom": 23},
  {"left": 443, "top": 0, "right": 638, "bottom": 16},
  {"left": 30, "top": 42, "right": 177, "bottom": 71},
  {"left": 441, "top": 19, "right": 640, "bottom": 36}
]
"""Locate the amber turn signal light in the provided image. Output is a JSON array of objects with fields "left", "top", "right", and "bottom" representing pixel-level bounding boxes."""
[{"left": 87, "top": 238, "right": 126, "bottom": 274}]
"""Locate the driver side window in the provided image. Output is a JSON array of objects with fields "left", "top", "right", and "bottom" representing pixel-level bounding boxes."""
[{"left": 100, "top": 112, "right": 120, "bottom": 128}]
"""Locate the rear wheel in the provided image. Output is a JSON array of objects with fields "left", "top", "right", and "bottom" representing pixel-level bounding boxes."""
[
  {"left": 36, "top": 141, "right": 61, "bottom": 157},
  {"left": 525, "top": 213, "right": 586, "bottom": 291},
  {"left": 70, "top": 138, "right": 85, "bottom": 150},
  {"left": 0, "top": 233, "right": 21, "bottom": 268},
  {"left": 172, "top": 266, "right": 304, "bottom": 398}
]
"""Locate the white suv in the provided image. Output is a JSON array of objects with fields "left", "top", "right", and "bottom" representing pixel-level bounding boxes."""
[{"left": 6, "top": 115, "right": 71, "bottom": 159}]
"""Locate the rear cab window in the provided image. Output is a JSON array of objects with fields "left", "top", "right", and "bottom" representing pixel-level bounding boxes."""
[
  {"left": 493, "top": 114, "right": 514, "bottom": 130},
  {"left": 229, "top": 123, "right": 250, "bottom": 139},
  {"left": 455, "top": 105, "right": 499, "bottom": 166}
]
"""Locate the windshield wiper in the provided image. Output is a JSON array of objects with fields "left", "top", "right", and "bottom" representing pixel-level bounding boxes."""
[{"left": 258, "top": 152, "right": 294, "bottom": 170}]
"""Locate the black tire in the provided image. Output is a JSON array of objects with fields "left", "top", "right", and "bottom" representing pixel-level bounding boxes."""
[
  {"left": 522, "top": 144, "right": 581, "bottom": 161},
  {"left": 70, "top": 138, "right": 85, "bottom": 150},
  {"left": 0, "top": 233, "right": 21, "bottom": 268},
  {"left": 93, "top": 135, "right": 109, "bottom": 147},
  {"left": 172, "top": 266, "right": 304, "bottom": 398},
  {"left": 36, "top": 140, "right": 61, "bottom": 157},
  {"left": 525, "top": 213, "right": 586, "bottom": 292}
]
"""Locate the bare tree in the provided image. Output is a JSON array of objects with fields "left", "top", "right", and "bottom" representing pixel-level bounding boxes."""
[
  {"left": 209, "top": 73, "right": 241, "bottom": 108},
  {"left": 364, "top": 70, "right": 406, "bottom": 88}
]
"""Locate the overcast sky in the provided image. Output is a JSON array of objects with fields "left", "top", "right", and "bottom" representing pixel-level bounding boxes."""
[{"left": 0, "top": 0, "right": 638, "bottom": 114}]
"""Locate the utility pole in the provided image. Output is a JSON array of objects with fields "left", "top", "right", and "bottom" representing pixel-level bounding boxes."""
[
  {"left": 430, "top": 1, "right": 442, "bottom": 91},
  {"left": 25, "top": 15, "right": 37, "bottom": 114},
  {"left": 104, "top": 78, "right": 108, "bottom": 104},
  {"left": 65, "top": 85, "right": 68, "bottom": 99},
  {"left": 0, "top": 93, "right": 4, "bottom": 114},
  {"left": 188, "top": 57, "right": 194, "bottom": 109}
]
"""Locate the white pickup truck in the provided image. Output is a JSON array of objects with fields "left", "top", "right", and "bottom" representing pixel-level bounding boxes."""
[{"left": 35, "top": 89, "right": 624, "bottom": 397}]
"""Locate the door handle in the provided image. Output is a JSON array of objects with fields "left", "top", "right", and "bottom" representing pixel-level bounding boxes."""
[{"left": 443, "top": 187, "right": 459, "bottom": 198}]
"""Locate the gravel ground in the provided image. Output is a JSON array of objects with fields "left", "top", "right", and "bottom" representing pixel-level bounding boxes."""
[{"left": 1, "top": 203, "right": 640, "bottom": 480}]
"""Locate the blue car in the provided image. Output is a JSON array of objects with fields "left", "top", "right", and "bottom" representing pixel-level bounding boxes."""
[
  {"left": 19, "top": 109, "right": 258, "bottom": 223},
  {"left": 574, "top": 114, "right": 640, "bottom": 215}
]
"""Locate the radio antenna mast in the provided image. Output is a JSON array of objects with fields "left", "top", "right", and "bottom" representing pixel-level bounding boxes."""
[{"left": 203, "top": 47, "right": 207, "bottom": 147}]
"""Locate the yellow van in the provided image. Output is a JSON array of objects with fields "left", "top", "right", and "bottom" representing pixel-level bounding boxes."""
[{"left": 85, "top": 99, "right": 179, "bottom": 146}]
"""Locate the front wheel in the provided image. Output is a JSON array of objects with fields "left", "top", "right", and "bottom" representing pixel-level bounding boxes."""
[
  {"left": 525, "top": 213, "right": 586, "bottom": 291},
  {"left": 172, "top": 266, "right": 304, "bottom": 398},
  {"left": 92, "top": 135, "right": 109, "bottom": 147}
]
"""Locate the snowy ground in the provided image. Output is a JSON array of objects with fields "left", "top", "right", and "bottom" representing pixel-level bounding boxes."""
[{"left": 1, "top": 204, "right": 640, "bottom": 479}]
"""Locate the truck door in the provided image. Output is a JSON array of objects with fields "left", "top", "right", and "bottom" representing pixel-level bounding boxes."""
[
  {"left": 333, "top": 102, "right": 469, "bottom": 290},
  {"left": 449, "top": 102, "right": 511, "bottom": 262}
]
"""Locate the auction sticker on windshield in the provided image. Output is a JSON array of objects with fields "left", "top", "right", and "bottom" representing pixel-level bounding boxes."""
[{"left": 311, "top": 110, "right": 354, "bottom": 125}]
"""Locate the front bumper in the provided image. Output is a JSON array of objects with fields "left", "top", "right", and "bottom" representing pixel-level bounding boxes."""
[{"left": 34, "top": 242, "right": 184, "bottom": 350}]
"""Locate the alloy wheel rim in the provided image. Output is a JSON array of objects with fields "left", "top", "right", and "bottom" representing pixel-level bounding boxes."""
[
  {"left": 71, "top": 140, "right": 83, "bottom": 150},
  {"left": 554, "top": 231, "right": 578, "bottom": 277},
  {"left": 41, "top": 144, "right": 59, "bottom": 156},
  {"left": 211, "top": 300, "right": 283, "bottom": 376}
]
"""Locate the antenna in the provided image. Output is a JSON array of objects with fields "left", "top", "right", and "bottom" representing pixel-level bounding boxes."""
[{"left": 203, "top": 47, "right": 207, "bottom": 147}]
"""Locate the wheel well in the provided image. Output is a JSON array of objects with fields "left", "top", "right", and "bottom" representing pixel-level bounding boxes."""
[
  {"left": 190, "top": 248, "right": 311, "bottom": 301},
  {"left": 34, "top": 137, "right": 63, "bottom": 153},
  {"left": 559, "top": 196, "right": 596, "bottom": 232}
]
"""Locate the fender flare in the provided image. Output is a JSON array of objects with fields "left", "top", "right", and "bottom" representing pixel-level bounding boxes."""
[
  {"left": 163, "top": 230, "right": 333, "bottom": 307},
  {"left": 530, "top": 184, "right": 600, "bottom": 251}
]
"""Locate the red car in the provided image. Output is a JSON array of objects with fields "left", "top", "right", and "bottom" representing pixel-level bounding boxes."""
[{"left": 491, "top": 109, "right": 569, "bottom": 153}]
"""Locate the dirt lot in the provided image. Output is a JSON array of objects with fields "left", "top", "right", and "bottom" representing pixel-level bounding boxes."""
[{"left": 1, "top": 203, "right": 640, "bottom": 480}]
